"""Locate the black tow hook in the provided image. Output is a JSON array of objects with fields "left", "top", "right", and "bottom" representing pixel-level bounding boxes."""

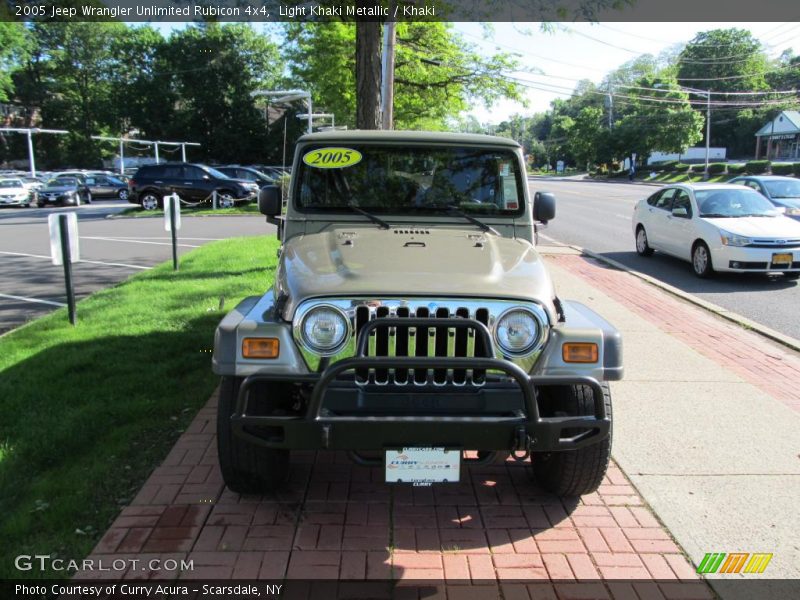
[{"left": 511, "top": 426, "right": 533, "bottom": 462}]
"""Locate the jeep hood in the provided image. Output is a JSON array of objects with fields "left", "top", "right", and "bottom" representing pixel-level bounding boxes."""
[{"left": 277, "top": 227, "right": 556, "bottom": 320}]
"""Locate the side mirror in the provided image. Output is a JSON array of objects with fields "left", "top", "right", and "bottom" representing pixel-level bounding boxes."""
[
  {"left": 533, "top": 191, "right": 556, "bottom": 223},
  {"left": 672, "top": 207, "right": 689, "bottom": 218},
  {"left": 258, "top": 185, "right": 282, "bottom": 217}
]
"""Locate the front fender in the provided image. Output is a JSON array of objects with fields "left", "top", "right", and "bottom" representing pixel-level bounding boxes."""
[
  {"left": 532, "top": 300, "right": 623, "bottom": 382},
  {"left": 212, "top": 291, "right": 311, "bottom": 377}
]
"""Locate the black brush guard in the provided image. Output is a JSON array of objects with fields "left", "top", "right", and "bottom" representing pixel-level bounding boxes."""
[{"left": 231, "top": 318, "right": 610, "bottom": 452}]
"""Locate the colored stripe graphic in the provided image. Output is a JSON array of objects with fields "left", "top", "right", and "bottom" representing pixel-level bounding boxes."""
[
  {"left": 697, "top": 552, "right": 773, "bottom": 574},
  {"left": 720, "top": 553, "right": 749, "bottom": 573},
  {"left": 697, "top": 553, "right": 726, "bottom": 574},
  {"left": 744, "top": 553, "right": 773, "bottom": 574}
]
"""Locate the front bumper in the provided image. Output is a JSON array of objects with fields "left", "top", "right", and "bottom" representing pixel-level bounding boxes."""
[
  {"left": 0, "top": 196, "right": 29, "bottom": 205},
  {"left": 230, "top": 318, "right": 610, "bottom": 453},
  {"left": 37, "top": 194, "right": 79, "bottom": 206},
  {"left": 712, "top": 245, "right": 800, "bottom": 272}
]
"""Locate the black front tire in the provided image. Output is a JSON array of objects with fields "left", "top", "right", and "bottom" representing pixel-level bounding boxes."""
[
  {"left": 217, "top": 376, "right": 289, "bottom": 494},
  {"left": 635, "top": 225, "right": 654, "bottom": 257},
  {"left": 531, "top": 383, "right": 612, "bottom": 497},
  {"left": 692, "top": 241, "right": 714, "bottom": 278}
]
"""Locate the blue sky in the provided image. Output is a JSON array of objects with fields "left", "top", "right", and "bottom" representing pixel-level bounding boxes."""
[
  {"left": 456, "top": 22, "right": 799, "bottom": 123},
  {"left": 145, "top": 21, "right": 799, "bottom": 125}
]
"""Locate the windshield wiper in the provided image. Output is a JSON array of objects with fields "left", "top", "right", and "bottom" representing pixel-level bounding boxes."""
[
  {"left": 347, "top": 203, "right": 391, "bottom": 230},
  {"left": 446, "top": 207, "right": 500, "bottom": 235},
  {"left": 699, "top": 213, "right": 731, "bottom": 218}
]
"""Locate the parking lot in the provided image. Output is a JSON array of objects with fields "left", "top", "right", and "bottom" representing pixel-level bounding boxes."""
[{"left": 0, "top": 201, "right": 271, "bottom": 334}]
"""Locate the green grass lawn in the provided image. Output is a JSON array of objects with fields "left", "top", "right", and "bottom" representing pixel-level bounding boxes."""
[
  {"left": 0, "top": 235, "right": 279, "bottom": 579},
  {"left": 117, "top": 203, "right": 260, "bottom": 218},
  {"left": 640, "top": 172, "right": 731, "bottom": 184}
]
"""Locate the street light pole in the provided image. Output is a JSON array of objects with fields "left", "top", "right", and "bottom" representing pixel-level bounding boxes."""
[
  {"left": 704, "top": 91, "right": 710, "bottom": 179},
  {"left": 252, "top": 90, "right": 314, "bottom": 134}
]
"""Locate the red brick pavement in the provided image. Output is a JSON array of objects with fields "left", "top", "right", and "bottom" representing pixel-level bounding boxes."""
[
  {"left": 77, "top": 394, "right": 712, "bottom": 599},
  {"left": 549, "top": 254, "right": 800, "bottom": 414}
]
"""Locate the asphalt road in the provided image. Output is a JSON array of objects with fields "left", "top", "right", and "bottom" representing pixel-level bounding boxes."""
[
  {"left": 3, "top": 184, "right": 800, "bottom": 340},
  {"left": 0, "top": 201, "right": 272, "bottom": 334},
  {"left": 529, "top": 177, "right": 800, "bottom": 340}
]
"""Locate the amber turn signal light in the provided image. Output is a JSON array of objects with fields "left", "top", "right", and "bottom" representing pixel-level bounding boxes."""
[
  {"left": 562, "top": 342, "right": 598, "bottom": 363},
  {"left": 242, "top": 337, "right": 280, "bottom": 359}
]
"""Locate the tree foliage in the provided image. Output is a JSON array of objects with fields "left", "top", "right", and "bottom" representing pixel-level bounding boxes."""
[
  {"left": 284, "top": 21, "right": 522, "bottom": 130},
  {"left": 0, "top": 22, "right": 30, "bottom": 103}
]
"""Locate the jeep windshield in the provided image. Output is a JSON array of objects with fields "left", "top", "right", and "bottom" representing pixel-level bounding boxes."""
[{"left": 295, "top": 145, "right": 525, "bottom": 217}]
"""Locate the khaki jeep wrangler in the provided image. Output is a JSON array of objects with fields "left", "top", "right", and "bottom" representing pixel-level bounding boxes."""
[{"left": 213, "top": 131, "right": 622, "bottom": 496}]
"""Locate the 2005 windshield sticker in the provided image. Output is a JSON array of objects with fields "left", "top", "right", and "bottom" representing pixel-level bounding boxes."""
[{"left": 303, "top": 147, "right": 362, "bottom": 168}]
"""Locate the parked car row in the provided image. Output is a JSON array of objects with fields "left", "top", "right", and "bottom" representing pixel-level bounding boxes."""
[
  {"left": 633, "top": 178, "right": 800, "bottom": 279},
  {"left": 0, "top": 169, "right": 130, "bottom": 208},
  {"left": 128, "top": 163, "right": 261, "bottom": 210}
]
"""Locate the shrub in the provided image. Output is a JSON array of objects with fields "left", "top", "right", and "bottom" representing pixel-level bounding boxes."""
[
  {"left": 689, "top": 164, "right": 706, "bottom": 173},
  {"left": 650, "top": 160, "right": 677, "bottom": 172},
  {"left": 707, "top": 163, "right": 727, "bottom": 174},
  {"left": 794, "top": 163, "right": 800, "bottom": 177},
  {"left": 771, "top": 163, "right": 795, "bottom": 175},
  {"left": 745, "top": 160, "right": 770, "bottom": 174},
  {"left": 727, "top": 163, "right": 746, "bottom": 174},
  {"left": 674, "top": 163, "right": 691, "bottom": 173}
]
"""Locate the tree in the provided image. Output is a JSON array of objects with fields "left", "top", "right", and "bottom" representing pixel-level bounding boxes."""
[
  {"left": 0, "top": 22, "right": 30, "bottom": 103},
  {"left": 136, "top": 23, "right": 284, "bottom": 164},
  {"left": 21, "top": 22, "right": 128, "bottom": 166},
  {"left": 677, "top": 29, "right": 770, "bottom": 93},
  {"left": 284, "top": 22, "right": 522, "bottom": 130}
]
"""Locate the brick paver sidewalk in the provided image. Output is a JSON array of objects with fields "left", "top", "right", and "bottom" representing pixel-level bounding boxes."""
[
  {"left": 78, "top": 391, "right": 712, "bottom": 599},
  {"left": 548, "top": 253, "right": 800, "bottom": 414}
]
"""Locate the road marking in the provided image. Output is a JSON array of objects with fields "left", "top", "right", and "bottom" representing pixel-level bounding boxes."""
[
  {"left": 0, "top": 250, "right": 151, "bottom": 270},
  {"left": 616, "top": 214, "right": 630, "bottom": 220},
  {"left": 539, "top": 233, "right": 566, "bottom": 245},
  {"left": 81, "top": 236, "right": 201, "bottom": 248},
  {"left": 0, "top": 292, "right": 65, "bottom": 307}
]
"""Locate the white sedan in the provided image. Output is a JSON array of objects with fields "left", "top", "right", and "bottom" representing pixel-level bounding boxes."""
[
  {"left": 0, "top": 178, "right": 33, "bottom": 207},
  {"left": 632, "top": 183, "right": 800, "bottom": 279}
]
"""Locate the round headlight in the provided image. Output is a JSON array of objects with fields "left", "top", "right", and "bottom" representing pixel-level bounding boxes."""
[
  {"left": 300, "top": 306, "right": 349, "bottom": 355},
  {"left": 494, "top": 309, "right": 540, "bottom": 356}
]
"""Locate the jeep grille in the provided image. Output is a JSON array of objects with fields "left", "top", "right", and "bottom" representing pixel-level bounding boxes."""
[
  {"left": 355, "top": 304, "right": 491, "bottom": 386},
  {"left": 292, "top": 299, "right": 549, "bottom": 382}
]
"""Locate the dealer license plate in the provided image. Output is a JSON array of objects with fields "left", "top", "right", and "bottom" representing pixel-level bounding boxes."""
[
  {"left": 772, "top": 253, "right": 793, "bottom": 266},
  {"left": 385, "top": 447, "right": 460, "bottom": 485}
]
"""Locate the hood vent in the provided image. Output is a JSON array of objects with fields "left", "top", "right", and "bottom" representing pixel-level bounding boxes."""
[{"left": 394, "top": 229, "right": 430, "bottom": 235}]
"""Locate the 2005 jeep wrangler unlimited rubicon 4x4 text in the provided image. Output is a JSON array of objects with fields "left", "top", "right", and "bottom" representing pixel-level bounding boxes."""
[{"left": 213, "top": 131, "right": 622, "bottom": 497}]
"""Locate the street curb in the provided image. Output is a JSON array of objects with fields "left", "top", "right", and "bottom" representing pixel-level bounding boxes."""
[{"left": 550, "top": 244, "right": 800, "bottom": 354}]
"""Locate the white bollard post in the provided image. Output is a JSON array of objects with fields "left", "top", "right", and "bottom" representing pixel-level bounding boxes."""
[{"left": 212, "top": 190, "right": 217, "bottom": 210}]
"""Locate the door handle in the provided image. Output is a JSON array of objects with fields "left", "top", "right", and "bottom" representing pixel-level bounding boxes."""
[
  {"left": 183, "top": 182, "right": 193, "bottom": 185},
  {"left": 154, "top": 180, "right": 163, "bottom": 184}
]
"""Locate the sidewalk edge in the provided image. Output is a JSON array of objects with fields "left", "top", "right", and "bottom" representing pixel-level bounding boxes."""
[{"left": 556, "top": 244, "right": 800, "bottom": 354}]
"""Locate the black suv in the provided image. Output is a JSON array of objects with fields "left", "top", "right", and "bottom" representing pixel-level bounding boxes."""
[{"left": 129, "top": 163, "right": 259, "bottom": 210}]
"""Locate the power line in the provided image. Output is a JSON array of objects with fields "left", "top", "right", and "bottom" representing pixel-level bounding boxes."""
[{"left": 508, "top": 75, "right": 796, "bottom": 108}]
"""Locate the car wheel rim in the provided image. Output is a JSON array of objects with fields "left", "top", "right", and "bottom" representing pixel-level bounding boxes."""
[
  {"left": 636, "top": 229, "right": 647, "bottom": 252},
  {"left": 119, "top": 190, "right": 128, "bottom": 200},
  {"left": 220, "top": 195, "right": 234, "bottom": 209},
  {"left": 693, "top": 247, "right": 707, "bottom": 273},
  {"left": 142, "top": 195, "right": 158, "bottom": 210}
]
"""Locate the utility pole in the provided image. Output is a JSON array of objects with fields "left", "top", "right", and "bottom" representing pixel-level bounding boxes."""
[
  {"left": 380, "top": 10, "right": 397, "bottom": 130},
  {"left": 606, "top": 84, "right": 614, "bottom": 129},
  {"left": 704, "top": 91, "right": 710, "bottom": 179}
]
